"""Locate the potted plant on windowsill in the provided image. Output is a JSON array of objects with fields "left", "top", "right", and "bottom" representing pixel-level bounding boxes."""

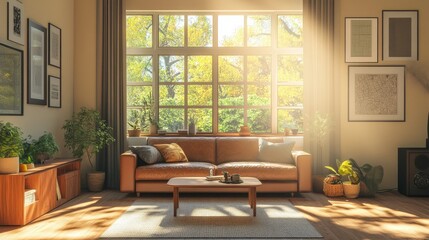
[
  {"left": 128, "top": 110, "right": 143, "bottom": 137},
  {"left": 139, "top": 93, "right": 158, "bottom": 135},
  {"left": 63, "top": 107, "right": 115, "bottom": 192},
  {"left": 0, "top": 122, "right": 24, "bottom": 174}
]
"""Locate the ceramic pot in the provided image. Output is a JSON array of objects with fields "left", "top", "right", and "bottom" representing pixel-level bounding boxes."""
[
  {"left": 239, "top": 125, "right": 251, "bottom": 136},
  {"left": 87, "top": 171, "right": 106, "bottom": 192},
  {"left": 0, "top": 157, "right": 19, "bottom": 174},
  {"left": 128, "top": 129, "right": 141, "bottom": 137},
  {"left": 149, "top": 124, "right": 158, "bottom": 135},
  {"left": 26, "top": 163, "right": 35, "bottom": 169},
  {"left": 343, "top": 181, "right": 360, "bottom": 198},
  {"left": 188, "top": 122, "right": 196, "bottom": 136}
]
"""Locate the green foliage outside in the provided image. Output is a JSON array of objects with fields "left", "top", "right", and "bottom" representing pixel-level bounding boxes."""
[{"left": 126, "top": 14, "right": 303, "bottom": 134}]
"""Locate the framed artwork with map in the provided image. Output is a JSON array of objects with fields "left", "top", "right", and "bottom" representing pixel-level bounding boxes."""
[
  {"left": 345, "top": 17, "right": 378, "bottom": 63},
  {"left": 348, "top": 65, "right": 405, "bottom": 122}
]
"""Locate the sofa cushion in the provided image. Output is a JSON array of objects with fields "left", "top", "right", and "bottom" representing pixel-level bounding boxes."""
[
  {"left": 148, "top": 137, "right": 216, "bottom": 164},
  {"left": 136, "top": 162, "right": 215, "bottom": 180},
  {"left": 129, "top": 146, "right": 163, "bottom": 165},
  {"left": 216, "top": 162, "right": 297, "bottom": 181},
  {"left": 154, "top": 143, "right": 188, "bottom": 163},
  {"left": 258, "top": 139, "right": 295, "bottom": 164},
  {"left": 216, "top": 137, "right": 260, "bottom": 164}
]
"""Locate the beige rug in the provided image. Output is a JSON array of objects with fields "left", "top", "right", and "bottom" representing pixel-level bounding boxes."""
[{"left": 100, "top": 196, "right": 322, "bottom": 239}]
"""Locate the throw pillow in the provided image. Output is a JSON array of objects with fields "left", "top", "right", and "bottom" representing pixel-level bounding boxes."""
[
  {"left": 258, "top": 139, "right": 295, "bottom": 164},
  {"left": 130, "top": 146, "right": 163, "bottom": 165},
  {"left": 153, "top": 143, "right": 189, "bottom": 163}
]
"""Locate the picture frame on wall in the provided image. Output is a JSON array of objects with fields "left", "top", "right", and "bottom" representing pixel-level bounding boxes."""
[
  {"left": 7, "top": 0, "right": 25, "bottom": 45},
  {"left": 348, "top": 65, "right": 405, "bottom": 122},
  {"left": 48, "top": 76, "right": 61, "bottom": 108},
  {"left": 27, "top": 19, "right": 47, "bottom": 105},
  {"left": 383, "top": 10, "right": 418, "bottom": 61},
  {"left": 48, "top": 23, "right": 61, "bottom": 68},
  {"left": 0, "top": 43, "right": 24, "bottom": 115},
  {"left": 345, "top": 17, "right": 378, "bottom": 63}
]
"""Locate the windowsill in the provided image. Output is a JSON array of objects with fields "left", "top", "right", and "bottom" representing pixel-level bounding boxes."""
[{"left": 128, "top": 133, "right": 303, "bottom": 138}]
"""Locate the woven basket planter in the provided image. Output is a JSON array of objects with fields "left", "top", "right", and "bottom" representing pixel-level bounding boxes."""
[{"left": 323, "top": 182, "right": 344, "bottom": 197}]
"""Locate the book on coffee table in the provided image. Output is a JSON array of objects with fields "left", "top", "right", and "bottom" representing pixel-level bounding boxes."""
[{"left": 205, "top": 175, "right": 224, "bottom": 181}]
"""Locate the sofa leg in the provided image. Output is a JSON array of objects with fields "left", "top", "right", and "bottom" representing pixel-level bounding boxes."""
[{"left": 136, "top": 192, "right": 140, "bottom": 197}]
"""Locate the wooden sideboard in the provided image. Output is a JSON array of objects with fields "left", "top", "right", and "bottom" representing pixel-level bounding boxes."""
[{"left": 0, "top": 158, "right": 81, "bottom": 225}]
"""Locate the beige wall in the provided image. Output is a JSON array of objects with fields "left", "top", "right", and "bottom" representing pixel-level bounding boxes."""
[
  {"left": 74, "top": 0, "right": 97, "bottom": 111},
  {"left": 0, "top": 0, "right": 74, "bottom": 157},
  {"left": 336, "top": 0, "right": 429, "bottom": 189}
]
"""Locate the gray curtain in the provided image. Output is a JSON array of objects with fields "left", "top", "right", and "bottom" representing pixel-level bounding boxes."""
[
  {"left": 96, "top": 0, "right": 126, "bottom": 189},
  {"left": 303, "top": 0, "right": 340, "bottom": 175}
]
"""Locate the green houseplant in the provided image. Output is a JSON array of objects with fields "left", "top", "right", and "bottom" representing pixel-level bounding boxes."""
[
  {"left": 326, "top": 159, "right": 361, "bottom": 198},
  {"left": 63, "top": 107, "right": 115, "bottom": 191},
  {"left": 127, "top": 110, "right": 143, "bottom": 137},
  {"left": 0, "top": 122, "right": 24, "bottom": 173},
  {"left": 33, "top": 132, "right": 59, "bottom": 163},
  {"left": 142, "top": 93, "right": 158, "bottom": 134},
  {"left": 21, "top": 136, "right": 36, "bottom": 169}
]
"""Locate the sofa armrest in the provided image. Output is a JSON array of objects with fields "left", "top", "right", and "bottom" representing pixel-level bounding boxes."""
[
  {"left": 292, "top": 151, "right": 312, "bottom": 192},
  {"left": 120, "top": 152, "right": 137, "bottom": 192}
]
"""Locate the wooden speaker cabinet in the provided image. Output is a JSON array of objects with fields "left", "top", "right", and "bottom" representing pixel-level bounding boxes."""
[{"left": 398, "top": 148, "right": 429, "bottom": 196}]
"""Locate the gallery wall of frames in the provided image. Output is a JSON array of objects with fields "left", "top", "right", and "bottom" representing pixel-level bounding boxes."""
[{"left": 1, "top": 0, "right": 62, "bottom": 116}]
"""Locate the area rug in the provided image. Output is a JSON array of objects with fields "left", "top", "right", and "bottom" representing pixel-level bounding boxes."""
[{"left": 100, "top": 197, "right": 323, "bottom": 239}]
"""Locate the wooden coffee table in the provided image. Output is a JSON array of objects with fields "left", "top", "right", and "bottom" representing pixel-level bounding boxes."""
[{"left": 167, "top": 177, "right": 262, "bottom": 217}]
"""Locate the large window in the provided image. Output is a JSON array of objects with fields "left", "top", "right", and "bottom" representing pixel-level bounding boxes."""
[{"left": 126, "top": 12, "right": 303, "bottom": 134}]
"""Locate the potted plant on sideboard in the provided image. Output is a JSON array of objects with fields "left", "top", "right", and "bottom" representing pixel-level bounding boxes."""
[
  {"left": 33, "top": 132, "right": 59, "bottom": 164},
  {"left": 0, "top": 122, "right": 24, "bottom": 174},
  {"left": 63, "top": 107, "right": 115, "bottom": 191}
]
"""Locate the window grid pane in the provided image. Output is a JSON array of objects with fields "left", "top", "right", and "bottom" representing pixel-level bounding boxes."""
[{"left": 126, "top": 12, "right": 303, "bottom": 134}]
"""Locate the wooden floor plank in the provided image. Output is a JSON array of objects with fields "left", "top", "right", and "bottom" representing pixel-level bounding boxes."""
[{"left": 0, "top": 190, "right": 428, "bottom": 239}]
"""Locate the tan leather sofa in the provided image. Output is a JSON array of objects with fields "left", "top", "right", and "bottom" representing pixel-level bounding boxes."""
[{"left": 120, "top": 137, "right": 312, "bottom": 196}]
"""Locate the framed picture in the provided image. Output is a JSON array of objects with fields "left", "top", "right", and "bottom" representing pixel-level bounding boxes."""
[
  {"left": 48, "top": 23, "right": 61, "bottom": 68},
  {"left": 348, "top": 65, "right": 405, "bottom": 122},
  {"left": 0, "top": 43, "right": 24, "bottom": 115},
  {"left": 48, "top": 76, "right": 61, "bottom": 108},
  {"left": 27, "top": 19, "right": 47, "bottom": 105},
  {"left": 345, "top": 17, "right": 378, "bottom": 63},
  {"left": 383, "top": 10, "right": 418, "bottom": 61},
  {"left": 7, "top": 0, "right": 25, "bottom": 45}
]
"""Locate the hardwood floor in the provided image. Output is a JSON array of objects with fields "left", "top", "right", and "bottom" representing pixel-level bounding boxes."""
[{"left": 0, "top": 190, "right": 428, "bottom": 239}]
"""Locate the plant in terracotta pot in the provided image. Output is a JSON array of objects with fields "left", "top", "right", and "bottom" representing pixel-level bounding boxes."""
[
  {"left": 127, "top": 110, "right": 144, "bottom": 137},
  {"left": 63, "top": 107, "right": 115, "bottom": 192},
  {"left": 33, "top": 132, "right": 59, "bottom": 164},
  {"left": 0, "top": 122, "right": 24, "bottom": 173}
]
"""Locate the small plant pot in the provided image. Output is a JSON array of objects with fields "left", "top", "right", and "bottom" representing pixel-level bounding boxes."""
[
  {"left": 87, "top": 171, "right": 106, "bottom": 192},
  {"left": 0, "top": 157, "right": 20, "bottom": 174},
  {"left": 149, "top": 124, "right": 158, "bottom": 135},
  {"left": 343, "top": 181, "right": 360, "bottom": 198},
  {"left": 26, "top": 163, "right": 35, "bottom": 169},
  {"left": 284, "top": 128, "right": 290, "bottom": 136},
  {"left": 128, "top": 129, "right": 141, "bottom": 137},
  {"left": 291, "top": 129, "right": 299, "bottom": 135}
]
